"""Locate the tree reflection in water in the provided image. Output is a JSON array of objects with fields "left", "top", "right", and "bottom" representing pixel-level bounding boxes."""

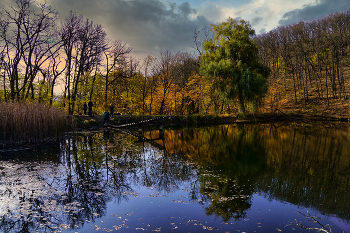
[
  {"left": 0, "top": 123, "right": 349, "bottom": 232},
  {"left": 160, "top": 123, "right": 350, "bottom": 224},
  {"left": 164, "top": 124, "right": 267, "bottom": 221}
]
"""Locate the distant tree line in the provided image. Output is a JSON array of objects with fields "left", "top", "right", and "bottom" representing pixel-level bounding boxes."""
[{"left": 254, "top": 10, "right": 350, "bottom": 110}]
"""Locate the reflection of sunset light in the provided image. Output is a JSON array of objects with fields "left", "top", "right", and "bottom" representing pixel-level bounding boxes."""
[{"left": 0, "top": 161, "right": 68, "bottom": 223}]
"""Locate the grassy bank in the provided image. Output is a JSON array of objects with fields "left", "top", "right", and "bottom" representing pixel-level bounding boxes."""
[{"left": 0, "top": 102, "right": 68, "bottom": 147}]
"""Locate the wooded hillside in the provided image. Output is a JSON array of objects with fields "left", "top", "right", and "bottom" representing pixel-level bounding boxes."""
[{"left": 255, "top": 10, "right": 350, "bottom": 117}]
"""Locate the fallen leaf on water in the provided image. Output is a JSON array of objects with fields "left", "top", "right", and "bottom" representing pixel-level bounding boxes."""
[
  {"left": 113, "top": 225, "right": 121, "bottom": 230},
  {"left": 59, "top": 224, "right": 70, "bottom": 230}
]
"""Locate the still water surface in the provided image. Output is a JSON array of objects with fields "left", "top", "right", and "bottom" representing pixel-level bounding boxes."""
[{"left": 0, "top": 123, "right": 350, "bottom": 233}]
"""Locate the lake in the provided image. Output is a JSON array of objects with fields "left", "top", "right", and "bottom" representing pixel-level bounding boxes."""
[{"left": 1, "top": 122, "right": 350, "bottom": 232}]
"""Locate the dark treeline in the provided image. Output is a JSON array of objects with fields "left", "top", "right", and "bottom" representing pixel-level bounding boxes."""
[{"left": 254, "top": 10, "right": 350, "bottom": 111}]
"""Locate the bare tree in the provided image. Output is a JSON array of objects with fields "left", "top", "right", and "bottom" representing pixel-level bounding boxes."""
[
  {"left": 191, "top": 26, "right": 211, "bottom": 56},
  {"left": 46, "top": 48, "right": 66, "bottom": 105},
  {"left": 172, "top": 52, "right": 199, "bottom": 114},
  {"left": 70, "top": 19, "right": 107, "bottom": 114},
  {"left": 154, "top": 50, "right": 175, "bottom": 115},
  {"left": 60, "top": 11, "right": 82, "bottom": 111},
  {"left": 60, "top": 12, "right": 108, "bottom": 114},
  {"left": 104, "top": 39, "right": 132, "bottom": 106},
  {"left": 0, "top": 0, "right": 61, "bottom": 101},
  {"left": 141, "top": 55, "right": 156, "bottom": 115}
]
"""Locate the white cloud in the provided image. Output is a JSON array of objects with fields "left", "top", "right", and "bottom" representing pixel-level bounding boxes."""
[
  {"left": 195, "top": 0, "right": 317, "bottom": 33},
  {"left": 195, "top": 2, "right": 225, "bottom": 22}
]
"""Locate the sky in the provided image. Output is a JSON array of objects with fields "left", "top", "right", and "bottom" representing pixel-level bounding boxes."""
[{"left": 5, "top": 0, "right": 350, "bottom": 60}]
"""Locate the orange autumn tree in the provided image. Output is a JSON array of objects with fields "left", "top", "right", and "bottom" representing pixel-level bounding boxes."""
[
  {"left": 172, "top": 53, "right": 201, "bottom": 115},
  {"left": 152, "top": 51, "right": 176, "bottom": 115},
  {"left": 182, "top": 73, "right": 212, "bottom": 114}
]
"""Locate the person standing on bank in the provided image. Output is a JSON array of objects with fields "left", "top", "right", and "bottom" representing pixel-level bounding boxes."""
[
  {"left": 88, "top": 100, "right": 93, "bottom": 115},
  {"left": 103, "top": 110, "right": 110, "bottom": 125},
  {"left": 83, "top": 102, "right": 87, "bottom": 115},
  {"left": 110, "top": 103, "right": 114, "bottom": 117}
]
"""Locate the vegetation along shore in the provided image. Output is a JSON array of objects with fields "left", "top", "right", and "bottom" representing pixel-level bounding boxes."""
[{"left": 0, "top": 102, "right": 68, "bottom": 147}]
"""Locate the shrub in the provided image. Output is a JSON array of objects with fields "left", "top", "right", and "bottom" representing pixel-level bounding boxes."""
[{"left": 89, "top": 119, "right": 99, "bottom": 126}]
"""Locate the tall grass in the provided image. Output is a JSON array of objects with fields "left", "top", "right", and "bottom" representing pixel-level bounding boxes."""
[{"left": 0, "top": 102, "right": 68, "bottom": 147}]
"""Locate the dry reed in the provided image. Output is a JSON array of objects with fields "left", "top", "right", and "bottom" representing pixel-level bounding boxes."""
[{"left": 0, "top": 102, "right": 68, "bottom": 147}]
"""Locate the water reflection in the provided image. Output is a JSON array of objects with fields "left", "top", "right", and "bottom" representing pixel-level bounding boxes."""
[
  {"left": 188, "top": 124, "right": 267, "bottom": 221},
  {"left": 159, "top": 123, "right": 350, "bottom": 222},
  {"left": 0, "top": 123, "right": 349, "bottom": 232}
]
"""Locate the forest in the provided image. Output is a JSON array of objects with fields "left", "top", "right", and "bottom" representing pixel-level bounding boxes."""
[
  {"left": 0, "top": 0, "right": 350, "bottom": 117},
  {"left": 254, "top": 10, "right": 350, "bottom": 116}
]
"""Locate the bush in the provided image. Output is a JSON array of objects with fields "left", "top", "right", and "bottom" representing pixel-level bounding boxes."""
[{"left": 89, "top": 119, "right": 99, "bottom": 126}]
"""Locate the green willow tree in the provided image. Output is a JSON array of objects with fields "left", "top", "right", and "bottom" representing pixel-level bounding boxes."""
[{"left": 200, "top": 18, "right": 270, "bottom": 114}]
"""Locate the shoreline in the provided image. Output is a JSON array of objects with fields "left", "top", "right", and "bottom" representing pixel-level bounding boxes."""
[
  {"left": 1, "top": 113, "right": 348, "bottom": 150},
  {"left": 72, "top": 113, "right": 350, "bottom": 131}
]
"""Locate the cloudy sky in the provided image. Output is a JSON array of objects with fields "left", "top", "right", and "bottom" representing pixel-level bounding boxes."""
[{"left": 20, "top": 0, "right": 350, "bottom": 59}]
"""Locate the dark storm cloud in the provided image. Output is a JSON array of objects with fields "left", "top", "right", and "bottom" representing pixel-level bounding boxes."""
[
  {"left": 48, "top": 0, "right": 211, "bottom": 56},
  {"left": 259, "top": 28, "right": 266, "bottom": 34},
  {"left": 279, "top": 0, "right": 350, "bottom": 25},
  {"left": 251, "top": 16, "right": 263, "bottom": 26}
]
